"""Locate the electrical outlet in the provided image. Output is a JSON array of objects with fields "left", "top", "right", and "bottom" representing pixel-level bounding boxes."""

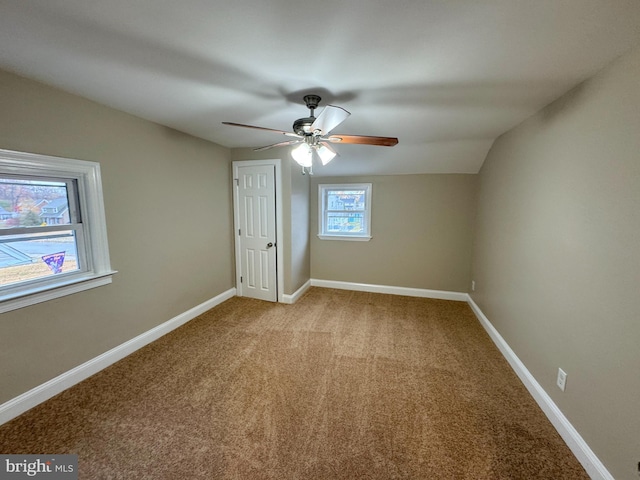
[
  {"left": 471, "top": 280, "right": 476, "bottom": 292},
  {"left": 557, "top": 368, "right": 567, "bottom": 392}
]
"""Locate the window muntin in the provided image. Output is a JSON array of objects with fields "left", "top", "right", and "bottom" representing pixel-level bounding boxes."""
[
  {"left": 0, "top": 149, "right": 114, "bottom": 312},
  {"left": 319, "top": 184, "right": 372, "bottom": 240}
]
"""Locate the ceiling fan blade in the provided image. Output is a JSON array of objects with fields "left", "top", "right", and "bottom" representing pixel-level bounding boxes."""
[
  {"left": 310, "top": 105, "right": 350, "bottom": 135},
  {"left": 253, "top": 139, "right": 302, "bottom": 152},
  {"left": 325, "top": 134, "right": 398, "bottom": 147},
  {"left": 222, "top": 122, "right": 300, "bottom": 138}
]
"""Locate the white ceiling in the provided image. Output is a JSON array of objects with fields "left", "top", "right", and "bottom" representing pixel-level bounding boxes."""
[{"left": 1, "top": 1, "right": 639, "bottom": 176}]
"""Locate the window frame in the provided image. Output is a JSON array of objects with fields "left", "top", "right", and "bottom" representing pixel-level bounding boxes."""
[
  {"left": 0, "top": 149, "right": 115, "bottom": 313},
  {"left": 318, "top": 183, "right": 372, "bottom": 241}
]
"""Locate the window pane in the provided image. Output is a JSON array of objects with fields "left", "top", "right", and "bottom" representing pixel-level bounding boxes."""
[
  {"left": 319, "top": 183, "right": 371, "bottom": 239},
  {"left": 0, "top": 231, "right": 79, "bottom": 286},
  {"left": 326, "top": 212, "right": 365, "bottom": 234},
  {"left": 326, "top": 190, "right": 366, "bottom": 211},
  {"left": 0, "top": 178, "right": 70, "bottom": 228}
]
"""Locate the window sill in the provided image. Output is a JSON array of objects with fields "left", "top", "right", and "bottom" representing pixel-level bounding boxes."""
[
  {"left": 0, "top": 271, "right": 117, "bottom": 314},
  {"left": 318, "top": 235, "right": 372, "bottom": 242}
]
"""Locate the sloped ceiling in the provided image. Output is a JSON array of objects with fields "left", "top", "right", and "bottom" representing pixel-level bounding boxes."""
[{"left": 1, "top": 1, "right": 639, "bottom": 176}]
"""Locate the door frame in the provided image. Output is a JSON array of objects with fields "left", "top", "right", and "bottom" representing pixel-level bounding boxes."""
[{"left": 232, "top": 159, "right": 284, "bottom": 303}]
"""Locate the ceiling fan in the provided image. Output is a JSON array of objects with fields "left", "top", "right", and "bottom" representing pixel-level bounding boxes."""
[{"left": 223, "top": 94, "right": 398, "bottom": 173}]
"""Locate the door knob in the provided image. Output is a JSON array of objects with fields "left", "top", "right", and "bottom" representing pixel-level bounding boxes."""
[{"left": 266, "top": 242, "right": 274, "bottom": 248}]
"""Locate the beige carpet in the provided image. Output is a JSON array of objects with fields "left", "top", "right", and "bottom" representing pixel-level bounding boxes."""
[{"left": 0, "top": 288, "right": 589, "bottom": 479}]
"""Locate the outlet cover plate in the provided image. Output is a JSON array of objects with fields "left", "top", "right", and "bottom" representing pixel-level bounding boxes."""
[{"left": 557, "top": 368, "right": 567, "bottom": 392}]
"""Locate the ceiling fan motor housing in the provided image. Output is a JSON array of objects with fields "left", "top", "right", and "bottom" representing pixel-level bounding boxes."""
[{"left": 293, "top": 117, "right": 315, "bottom": 135}]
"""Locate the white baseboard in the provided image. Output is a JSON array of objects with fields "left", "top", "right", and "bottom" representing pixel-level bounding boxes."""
[
  {"left": 0, "top": 288, "right": 236, "bottom": 426},
  {"left": 466, "top": 295, "right": 612, "bottom": 480},
  {"left": 310, "top": 279, "right": 468, "bottom": 302},
  {"left": 281, "top": 280, "right": 311, "bottom": 304}
]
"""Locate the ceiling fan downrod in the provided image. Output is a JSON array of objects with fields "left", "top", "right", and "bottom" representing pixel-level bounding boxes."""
[{"left": 303, "top": 94, "right": 321, "bottom": 115}]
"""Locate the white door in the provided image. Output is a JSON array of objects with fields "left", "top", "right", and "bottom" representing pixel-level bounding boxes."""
[{"left": 235, "top": 164, "right": 277, "bottom": 302}]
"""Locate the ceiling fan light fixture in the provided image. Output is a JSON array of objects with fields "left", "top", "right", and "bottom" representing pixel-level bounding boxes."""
[
  {"left": 223, "top": 93, "right": 398, "bottom": 172},
  {"left": 291, "top": 142, "right": 313, "bottom": 167},
  {"left": 317, "top": 144, "right": 336, "bottom": 165}
]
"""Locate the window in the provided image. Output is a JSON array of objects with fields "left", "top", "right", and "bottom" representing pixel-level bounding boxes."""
[
  {"left": 318, "top": 183, "right": 372, "bottom": 241},
  {"left": 0, "top": 149, "right": 114, "bottom": 313}
]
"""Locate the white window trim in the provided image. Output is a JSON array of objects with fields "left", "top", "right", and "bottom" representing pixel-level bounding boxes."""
[
  {"left": 0, "top": 149, "right": 116, "bottom": 313},
  {"left": 318, "top": 183, "right": 372, "bottom": 241}
]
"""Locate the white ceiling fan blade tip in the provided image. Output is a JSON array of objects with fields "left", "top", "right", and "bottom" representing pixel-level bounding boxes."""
[{"left": 311, "top": 105, "right": 351, "bottom": 135}]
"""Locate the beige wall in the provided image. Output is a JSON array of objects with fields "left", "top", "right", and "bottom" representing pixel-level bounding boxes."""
[
  {"left": 311, "top": 174, "right": 477, "bottom": 293},
  {"left": 230, "top": 147, "right": 310, "bottom": 295},
  {"left": 471, "top": 46, "right": 640, "bottom": 479},
  {"left": 289, "top": 164, "right": 311, "bottom": 293},
  {"left": 0, "top": 69, "right": 234, "bottom": 403}
]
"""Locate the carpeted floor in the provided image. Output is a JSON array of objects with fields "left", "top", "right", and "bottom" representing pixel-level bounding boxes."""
[{"left": 0, "top": 288, "right": 589, "bottom": 479}]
